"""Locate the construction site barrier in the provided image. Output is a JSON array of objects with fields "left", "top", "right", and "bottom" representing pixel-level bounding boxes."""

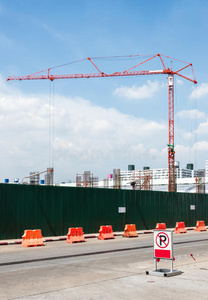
[
  {"left": 21, "top": 229, "right": 44, "bottom": 247},
  {"left": 156, "top": 223, "right": 166, "bottom": 230},
  {"left": 123, "top": 224, "right": 138, "bottom": 238},
  {"left": 174, "top": 222, "right": 187, "bottom": 234},
  {"left": 195, "top": 221, "right": 207, "bottom": 232},
  {"left": 98, "top": 225, "right": 115, "bottom": 240},
  {"left": 66, "top": 227, "right": 85, "bottom": 243}
]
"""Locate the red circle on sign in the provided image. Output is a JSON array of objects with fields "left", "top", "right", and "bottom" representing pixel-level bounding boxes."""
[{"left": 155, "top": 232, "right": 169, "bottom": 248}]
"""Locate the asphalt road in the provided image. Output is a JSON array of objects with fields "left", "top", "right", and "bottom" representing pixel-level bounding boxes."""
[{"left": 0, "top": 231, "right": 208, "bottom": 300}]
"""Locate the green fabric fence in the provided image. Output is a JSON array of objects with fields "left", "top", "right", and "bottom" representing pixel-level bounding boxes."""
[{"left": 0, "top": 183, "right": 207, "bottom": 240}]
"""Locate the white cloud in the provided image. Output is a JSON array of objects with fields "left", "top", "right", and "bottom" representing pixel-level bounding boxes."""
[
  {"left": 190, "top": 83, "right": 208, "bottom": 99},
  {"left": 196, "top": 120, "right": 208, "bottom": 136},
  {"left": 176, "top": 109, "right": 206, "bottom": 120},
  {"left": 193, "top": 141, "right": 208, "bottom": 152},
  {"left": 113, "top": 80, "right": 164, "bottom": 99},
  {"left": 182, "top": 132, "right": 193, "bottom": 140},
  {"left": 174, "top": 142, "right": 208, "bottom": 170},
  {"left": 175, "top": 144, "right": 190, "bottom": 153},
  {"left": 176, "top": 78, "right": 184, "bottom": 85}
]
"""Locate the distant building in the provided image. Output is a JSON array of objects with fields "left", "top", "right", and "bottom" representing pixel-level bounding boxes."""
[
  {"left": 206, "top": 160, "right": 208, "bottom": 177},
  {"left": 58, "top": 161, "right": 208, "bottom": 193},
  {"left": 97, "top": 162, "right": 207, "bottom": 193}
]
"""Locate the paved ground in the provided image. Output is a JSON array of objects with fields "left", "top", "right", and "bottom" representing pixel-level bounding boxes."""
[{"left": 0, "top": 231, "right": 208, "bottom": 299}]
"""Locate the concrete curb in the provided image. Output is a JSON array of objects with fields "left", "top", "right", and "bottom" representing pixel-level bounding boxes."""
[{"left": 0, "top": 227, "right": 202, "bottom": 246}]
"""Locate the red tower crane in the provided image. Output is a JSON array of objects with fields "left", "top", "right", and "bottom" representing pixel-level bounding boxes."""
[{"left": 7, "top": 54, "right": 197, "bottom": 192}]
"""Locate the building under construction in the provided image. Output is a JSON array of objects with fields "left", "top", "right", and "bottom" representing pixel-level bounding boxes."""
[
  {"left": 23, "top": 168, "right": 54, "bottom": 185},
  {"left": 90, "top": 162, "right": 206, "bottom": 193},
  {"left": 29, "top": 172, "right": 40, "bottom": 185},
  {"left": 76, "top": 171, "right": 98, "bottom": 188},
  {"left": 44, "top": 168, "right": 54, "bottom": 185},
  {"left": 195, "top": 169, "right": 205, "bottom": 193}
]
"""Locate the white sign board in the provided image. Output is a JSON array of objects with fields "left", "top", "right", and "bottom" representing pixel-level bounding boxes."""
[
  {"left": 118, "top": 207, "right": 126, "bottom": 213},
  {"left": 154, "top": 230, "right": 173, "bottom": 260},
  {"left": 190, "top": 205, "right": 195, "bottom": 210}
]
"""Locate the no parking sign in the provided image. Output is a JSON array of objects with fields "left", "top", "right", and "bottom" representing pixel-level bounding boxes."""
[
  {"left": 146, "top": 230, "right": 182, "bottom": 277},
  {"left": 154, "top": 230, "right": 173, "bottom": 259}
]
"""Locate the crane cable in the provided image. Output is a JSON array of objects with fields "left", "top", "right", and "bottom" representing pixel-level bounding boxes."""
[
  {"left": 188, "top": 84, "right": 198, "bottom": 169},
  {"left": 174, "top": 78, "right": 182, "bottom": 169},
  {"left": 48, "top": 81, "right": 55, "bottom": 172},
  {"left": 194, "top": 85, "right": 198, "bottom": 170}
]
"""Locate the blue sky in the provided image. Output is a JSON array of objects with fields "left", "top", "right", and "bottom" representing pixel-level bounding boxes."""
[{"left": 0, "top": 0, "right": 208, "bottom": 183}]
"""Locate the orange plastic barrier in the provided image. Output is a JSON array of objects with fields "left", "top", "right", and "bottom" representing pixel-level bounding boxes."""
[
  {"left": 98, "top": 225, "right": 115, "bottom": 240},
  {"left": 195, "top": 221, "right": 207, "bottom": 232},
  {"left": 21, "top": 229, "right": 44, "bottom": 247},
  {"left": 156, "top": 223, "right": 166, "bottom": 230},
  {"left": 123, "top": 224, "right": 138, "bottom": 238},
  {"left": 174, "top": 222, "right": 187, "bottom": 234},
  {"left": 66, "top": 227, "right": 85, "bottom": 243}
]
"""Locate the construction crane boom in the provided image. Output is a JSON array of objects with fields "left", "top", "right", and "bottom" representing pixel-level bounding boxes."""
[
  {"left": 7, "top": 54, "right": 197, "bottom": 192},
  {"left": 6, "top": 69, "right": 197, "bottom": 82},
  {"left": 7, "top": 54, "right": 197, "bottom": 83}
]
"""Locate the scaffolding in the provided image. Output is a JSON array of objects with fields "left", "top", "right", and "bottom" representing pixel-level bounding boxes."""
[
  {"left": 29, "top": 172, "right": 40, "bottom": 185},
  {"left": 195, "top": 169, "right": 205, "bottom": 193},
  {"left": 22, "top": 168, "right": 54, "bottom": 185},
  {"left": 103, "top": 178, "right": 109, "bottom": 189},
  {"left": 76, "top": 171, "right": 98, "bottom": 188},
  {"left": 113, "top": 169, "right": 121, "bottom": 189},
  {"left": 44, "top": 168, "right": 54, "bottom": 185},
  {"left": 130, "top": 169, "right": 153, "bottom": 190}
]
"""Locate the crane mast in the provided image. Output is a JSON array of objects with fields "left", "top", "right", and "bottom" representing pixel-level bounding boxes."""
[
  {"left": 7, "top": 54, "right": 197, "bottom": 192},
  {"left": 168, "top": 75, "right": 176, "bottom": 192}
]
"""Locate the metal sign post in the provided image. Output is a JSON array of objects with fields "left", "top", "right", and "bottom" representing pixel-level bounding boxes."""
[{"left": 146, "top": 230, "right": 182, "bottom": 277}]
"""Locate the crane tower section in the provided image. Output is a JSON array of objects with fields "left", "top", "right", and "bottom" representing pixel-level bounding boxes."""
[{"left": 168, "top": 75, "right": 176, "bottom": 192}]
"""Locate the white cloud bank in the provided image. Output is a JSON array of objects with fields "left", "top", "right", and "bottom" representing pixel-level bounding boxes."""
[
  {"left": 1, "top": 77, "right": 208, "bottom": 182},
  {"left": 0, "top": 78, "right": 168, "bottom": 182},
  {"left": 113, "top": 80, "right": 163, "bottom": 99},
  {"left": 176, "top": 109, "right": 206, "bottom": 120}
]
